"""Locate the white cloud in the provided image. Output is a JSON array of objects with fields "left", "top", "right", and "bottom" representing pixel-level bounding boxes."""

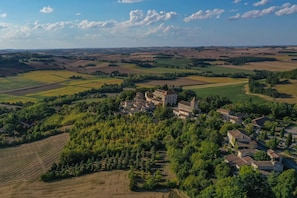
[
  {"left": 78, "top": 20, "right": 116, "bottom": 29},
  {"left": 0, "top": 22, "right": 9, "bottom": 29},
  {"left": 241, "top": 6, "right": 276, "bottom": 18},
  {"left": 118, "top": 0, "right": 143, "bottom": 3},
  {"left": 229, "top": 13, "right": 241, "bottom": 20},
  {"left": 275, "top": 4, "right": 297, "bottom": 16},
  {"left": 40, "top": 6, "right": 53, "bottom": 14},
  {"left": 233, "top": 0, "right": 241, "bottom": 4},
  {"left": 0, "top": 13, "right": 7, "bottom": 19},
  {"left": 122, "top": 10, "right": 177, "bottom": 27},
  {"left": 145, "top": 23, "right": 176, "bottom": 36},
  {"left": 184, "top": 9, "right": 224, "bottom": 22},
  {"left": 253, "top": 0, "right": 269, "bottom": 7}
]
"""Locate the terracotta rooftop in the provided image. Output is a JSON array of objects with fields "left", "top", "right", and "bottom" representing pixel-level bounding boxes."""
[
  {"left": 228, "top": 129, "right": 250, "bottom": 140},
  {"left": 267, "top": 149, "right": 280, "bottom": 159}
]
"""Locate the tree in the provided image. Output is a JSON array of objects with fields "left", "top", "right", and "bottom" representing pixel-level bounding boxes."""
[
  {"left": 286, "top": 133, "right": 293, "bottom": 147},
  {"left": 280, "top": 128, "right": 285, "bottom": 138},
  {"left": 266, "top": 137, "right": 279, "bottom": 149},
  {"left": 254, "top": 150, "right": 270, "bottom": 161},
  {"left": 273, "top": 169, "right": 297, "bottom": 198},
  {"left": 238, "top": 166, "right": 273, "bottom": 198},
  {"left": 215, "top": 162, "right": 231, "bottom": 179}
]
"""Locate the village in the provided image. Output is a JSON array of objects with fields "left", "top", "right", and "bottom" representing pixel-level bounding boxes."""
[{"left": 120, "top": 89, "right": 297, "bottom": 176}]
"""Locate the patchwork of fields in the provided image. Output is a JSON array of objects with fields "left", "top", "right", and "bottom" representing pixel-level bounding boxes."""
[{"left": 0, "top": 70, "right": 123, "bottom": 102}]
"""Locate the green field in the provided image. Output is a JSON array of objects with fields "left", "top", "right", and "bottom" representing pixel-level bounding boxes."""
[
  {"left": 189, "top": 82, "right": 266, "bottom": 103},
  {"left": 122, "top": 63, "right": 198, "bottom": 74},
  {"left": 0, "top": 70, "right": 123, "bottom": 102}
]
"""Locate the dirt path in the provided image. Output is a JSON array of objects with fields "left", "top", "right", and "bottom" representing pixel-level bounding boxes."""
[{"left": 243, "top": 84, "right": 274, "bottom": 101}]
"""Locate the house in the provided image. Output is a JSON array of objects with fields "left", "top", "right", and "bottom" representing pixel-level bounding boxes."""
[
  {"left": 267, "top": 149, "right": 282, "bottom": 163},
  {"left": 216, "top": 108, "right": 244, "bottom": 124},
  {"left": 173, "top": 97, "right": 200, "bottom": 119},
  {"left": 225, "top": 154, "right": 254, "bottom": 169},
  {"left": 251, "top": 160, "right": 283, "bottom": 173},
  {"left": 228, "top": 129, "right": 251, "bottom": 148},
  {"left": 252, "top": 116, "right": 272, "bottom": 129},
  {"left": 145, "top": 89, "right": 177, "bottom": 106},
  {"left": 120, "top": 92, "right": 155, "bottom": 114}
]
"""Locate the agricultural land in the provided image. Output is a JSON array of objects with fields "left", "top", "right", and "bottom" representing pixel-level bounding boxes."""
[{"left": 0, "top": 46, "right": 297, "bottom": 198}]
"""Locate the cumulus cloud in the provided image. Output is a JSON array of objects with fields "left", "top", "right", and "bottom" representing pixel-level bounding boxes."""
[
  {"left": 0, "top": 13, "right": 7, "bottom": 18},
  {"left": 122, "top": 10, "right": 177, "bottom": 27},
  {"left": 118, "top": 0, "right": 143, "bottom": 3},
  {"left": 275, "top": 4, "right": 297, "bottom": 16},
  {"left": 78, "top": 20, "right": 116, "bottom": 29},
  {"left": 40, "top": 6, "right": 53, "bottom": 14},
  {"left": 233, "top": 0, "right": 241, "bottom": 3},
  {"left": 253, "top": 0, "right": 269, "bottom": 7},
  {"left": 229, "top": 13, "right": 241, "bottom": 20},
  {"left": 145, "top": 23, "right": 176, "bottom": 36},
  {"left": 184, "top": 9, "right": 224, "bottom": 22},
  {"left": 241, "top": 6, "right": 276, "bottom": 18}
]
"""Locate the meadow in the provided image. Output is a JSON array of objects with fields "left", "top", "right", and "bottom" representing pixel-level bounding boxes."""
[{"left": 186, "top": 82, "right": 266, "bottom": 103}]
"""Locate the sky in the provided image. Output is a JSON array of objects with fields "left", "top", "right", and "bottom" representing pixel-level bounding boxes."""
[{"left": 0, "top": 0, "right": 296, "bottom": 49}]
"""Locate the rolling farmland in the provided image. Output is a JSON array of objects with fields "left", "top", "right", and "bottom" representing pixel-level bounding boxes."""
[{"left": 0, "top": 133, "right": 69, "bottom": 186}]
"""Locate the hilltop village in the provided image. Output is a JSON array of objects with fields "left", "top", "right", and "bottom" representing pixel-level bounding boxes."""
[{"left": 120, "top": 89, "right": 297, "bottom": 176}]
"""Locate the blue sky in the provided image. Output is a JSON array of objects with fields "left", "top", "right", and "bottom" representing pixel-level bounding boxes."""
[{"left": 0, "top": 0, "right": 296, "bottom": 49}]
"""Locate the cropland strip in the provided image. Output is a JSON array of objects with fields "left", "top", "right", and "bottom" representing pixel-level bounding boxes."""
[
  {"left": 0, "top": 170, "right": 173, "bottom": 198},
  {"left": 0, "top": 82, "right": 66, "bottom": 96},
  {"left": 0, "top": 133, "right": 69, "bottom": 186}
]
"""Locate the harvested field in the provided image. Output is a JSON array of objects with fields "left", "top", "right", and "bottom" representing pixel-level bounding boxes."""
[
  {"left": 1, "top": 83, "right": 64, "bottom": 96},
  {"left": 0, "top": 170, "right": 172, "bottom": 198},
  {"left": 136, "top": 77, "right": 205, "bottom": 88},
  {"left": 136, "top": 76, "right": 246, "bottom": 88},
  {"left": 275, "top": 80, "right": 297, "bottom": 104},
  {"left": 221, "top": 61, "right": 297, "bottom": 72},
  {"left": 0, "top": 133, "right": 69, "bottom": 186}
]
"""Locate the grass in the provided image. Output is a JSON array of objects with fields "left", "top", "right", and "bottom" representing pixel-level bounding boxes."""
[
  {"left": 21, "top": 70, "right": 91, "bottom": 83},
  {"left": 274, "top": 79, "right": 297, "bottom": 104},
  {"left": 198, "top": 65, "right": 255, "bottom": 74},
  {"left": 185, "top": 76, "right": 247, "bottom": 84},
  {"left": 154, "top": 58, "right": 192, "bottom": 67},
  {"left": 188, "top": 82, "right": 266, "bottom": 103},
  {"left": 122, "top": 63, "right": 197, "bottom": 74},
  {"left": 0, "top": 94, "right": 38, "bottom": 103},
  {"left": 0, "top": 70, "right": 123, "bottom": 102},
  {"left": 0, "top": 77, "right": 42, "bottom": 91},
  {"left": 27, "top": 78, "right": 122, "bottom": 98}
]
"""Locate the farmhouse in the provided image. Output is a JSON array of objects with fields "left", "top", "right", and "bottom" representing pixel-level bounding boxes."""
[
  {"left": 216, "top": 108, "right": 244, "bottom": 124},
  {"left": 173, "top": 97, "right": 200, "bottom": 119},
  {"left": 225, "top": 129, "right": 284, "bottom": 175},
  {"left": 145, "top": 89, "right": 177, "bottom": 106},
  {"left": 252, "top": 116, "right": 272, "bottom": 129},
  {"left": 227, "top": 129, "right": 257, "bottom": 149}
]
